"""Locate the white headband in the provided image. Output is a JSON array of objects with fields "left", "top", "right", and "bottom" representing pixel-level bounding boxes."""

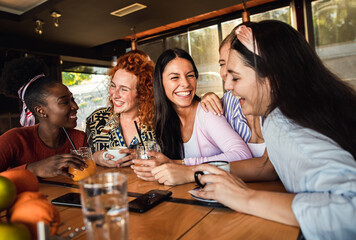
[{"left": 17, "top": 73, "right": 45, "bottom": 126}]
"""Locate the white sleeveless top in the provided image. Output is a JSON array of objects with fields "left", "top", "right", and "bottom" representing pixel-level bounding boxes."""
[
  {"left": 247, "top": 142, "right": 266, "bottom": 158},
  {"left": 246, "top": 116, "right": 266, "bottom": 158},
  {"left": 183, "top": 114, "right": 201, "bottom": 158}
]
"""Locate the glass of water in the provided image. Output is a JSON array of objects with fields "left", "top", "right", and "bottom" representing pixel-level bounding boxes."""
[{"left": 79, "top": 172, "right": 128, "bottom": 240}]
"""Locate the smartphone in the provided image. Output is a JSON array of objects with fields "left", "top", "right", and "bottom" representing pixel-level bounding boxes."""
[
  {"left": 51, "top": 192, "right": 81, "bottom": 208},
  {"left": 129, "top": 189, "right": 172, "bottom": 213}
]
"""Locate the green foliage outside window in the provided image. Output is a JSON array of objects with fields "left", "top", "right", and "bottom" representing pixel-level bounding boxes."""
[
  {"left": 62, "top": 72, "right": 92, "bottom": 86},
  {"left": 313, "top": 0, "right": 356, "bottom": 46}
]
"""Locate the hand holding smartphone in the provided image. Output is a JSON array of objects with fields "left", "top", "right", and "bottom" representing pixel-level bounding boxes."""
[{"left": 129, "top": 190, "right": 172, "bottom": 213}]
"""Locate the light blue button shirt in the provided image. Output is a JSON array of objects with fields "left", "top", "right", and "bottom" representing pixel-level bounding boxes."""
[{"left": 262, "top": 108, "right": 356, "bottom": 240}]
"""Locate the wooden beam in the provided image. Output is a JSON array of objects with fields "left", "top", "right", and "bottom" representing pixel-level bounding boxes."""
[{"left": 123, "top": 0, "right": 278, "bottom": 41}]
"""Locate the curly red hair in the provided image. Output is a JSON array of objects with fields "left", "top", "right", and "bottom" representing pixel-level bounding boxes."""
[{"left": 108, "top": 50, "right": 155, "bottom": 129}]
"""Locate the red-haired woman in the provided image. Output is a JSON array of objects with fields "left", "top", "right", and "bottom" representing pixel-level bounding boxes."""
[{"left": 86, "top": 50, "right": 155, "bottom": 167}]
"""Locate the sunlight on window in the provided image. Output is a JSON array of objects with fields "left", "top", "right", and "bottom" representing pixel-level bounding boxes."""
[
  {"left": 312, "top": 0, "right": 356, "bottom": 89},
  {"left": 63, "top": 72, "right": 110, "bottom": 131},
  {"left": 221, "top": 6, "right": 291, "bottom": 39}
]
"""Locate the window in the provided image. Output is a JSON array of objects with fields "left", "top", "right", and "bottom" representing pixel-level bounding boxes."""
[
  {"left": 166, "top": 33, "right": 189, "bottom": 52},
  {"left": 222, "top": 19, "right": 243, "bottom": 39},
  {"left": 137, "top": 39, "right": 164, "bottom": 63},
  {"left": 189, "top": 25, "right": 223, "bottom": 97},
  {"left": 222, "top": 6, "right": 291, "bottom": 39},
  {"left": 137, "top": 5, "right": 293, "bottom": 98},
  {"left": 141, "top": 26, "right": 224, "bottom": 98},
  {"left": 250, "top": 6, "right": 291, "bottom": 24},
  {"left": 312, "top": 0, "right": 356, "bottom": 89},
  {"left": 63, "top": 68, "right": 110, "bottom": 131}
]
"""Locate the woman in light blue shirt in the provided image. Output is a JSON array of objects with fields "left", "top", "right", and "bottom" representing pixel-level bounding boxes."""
[{"left": 190, "top": 20, "right": 356, "bottom": 240}]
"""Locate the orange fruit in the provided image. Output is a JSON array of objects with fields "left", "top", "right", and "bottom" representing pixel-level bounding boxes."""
[
  {"left": 9, "top": 198, "right": 60, "bottom": 238},
  {"left": 0, "top": 222, "right": 31, "bottom": 240},
  {"left": 0, "top": 169, "right": 39, "bottom": 194},
  {"left": 0, "top": 176, "right": 16, "bottom": 211},
  {"left": 7, "top": 191, "right": 47, "bottom": 216}
]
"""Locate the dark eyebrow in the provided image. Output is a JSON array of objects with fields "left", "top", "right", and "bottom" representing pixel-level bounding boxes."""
[
  {"left": 168, "top": 72, "right": 179, "bottom": 76},
  {"left": 228, "top": 69, "right": 240, "bottom": 75},
  {"left": 219, "top": 59, "right": 225, "bottom": 64},
  {"left": 57, "top": 94, "right": 72, "bottom": 101}
]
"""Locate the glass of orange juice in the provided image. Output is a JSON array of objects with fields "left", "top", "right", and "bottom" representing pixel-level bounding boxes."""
[{"left": 69, "top": 147, "right": 97, "bottom": 181}]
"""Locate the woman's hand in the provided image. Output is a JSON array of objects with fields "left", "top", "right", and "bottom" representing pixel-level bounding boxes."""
[
  {"left": 189, "top": 164, "right": 253, "bottom": 212},
  {"left": 131, "top": 151, "right": 173, "bottom": 181},
  {"left": 190, "top": 165, "right": 299, "bottom": 226},
  {"left": 201, "top": 92, "right": 223, "bottom": 116},
  {"left": 26, "top": 153, "right": 87, "bottom": 178},
  {"left": 93, "top": 149, "right": 136, "bottom": 168},
  {"left": 151, "top": 163, "right": 195, "bottom": 185},
  {"left": 115, "top": 148, "right": 137, "bottom": 167},
  {"left": 93, "top": 150, "right": 117, "bottom": 168}
]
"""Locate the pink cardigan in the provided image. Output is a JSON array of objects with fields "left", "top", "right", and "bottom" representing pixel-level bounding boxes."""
[{"left": 184, "top": 103, "right": 252, "bottom": 165}]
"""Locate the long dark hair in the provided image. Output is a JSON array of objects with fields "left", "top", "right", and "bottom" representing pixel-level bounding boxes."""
[
  {"left": 231, "top": 20, "right": 356, "bottom": 160},
  {"left": 153, "top": 48, "right": 199, "bottom": 159}
]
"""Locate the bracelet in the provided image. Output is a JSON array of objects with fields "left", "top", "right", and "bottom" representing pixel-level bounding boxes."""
[{"left": 181, "top": 159, "right": 185, "bottom": 165}]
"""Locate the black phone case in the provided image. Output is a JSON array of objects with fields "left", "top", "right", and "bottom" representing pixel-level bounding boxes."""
[
  {"left": 129, "top": 190, "right": 172, "bottom": 213},
  {"left": 51, "top": 192, "right": 82, "bottom": 208}
]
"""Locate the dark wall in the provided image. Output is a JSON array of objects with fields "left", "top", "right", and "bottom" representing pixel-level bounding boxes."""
[
  {"left": 0, "top": 49, "right": 62, "bottom": 134},
  {"left": 0, "top": 49, "right": 62, "bottom": 113}
]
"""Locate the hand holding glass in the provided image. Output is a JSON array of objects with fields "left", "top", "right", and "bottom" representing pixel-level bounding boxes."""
[
  {"left": 69, "top": 147, "right": 97, "bottom": 181},
  {"left": 135, "top": 141, "right": 161, "bottom": 166}
]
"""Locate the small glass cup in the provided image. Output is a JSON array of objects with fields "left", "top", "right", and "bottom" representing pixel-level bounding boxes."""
[
  {"left": 79, "top": 172, "right": 128, "bottom": 240},
  {"left": 145, "top": 140, "right": 161, "bottom": 152},
  {"left": 136, "top": 145, "right": 150, "bottom": 160},
  {"left": 69, "top": 147, "right": 97, "bottom": 181},
  {"left": 135, "top": 141, "right": 161, "bottom": 166}
]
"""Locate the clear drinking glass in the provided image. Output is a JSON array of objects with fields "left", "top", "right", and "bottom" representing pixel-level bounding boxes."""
[
  {"left": 69, "top": 147, "right": 97, "bottom": 181},
  {"left": 79, "top": 172, "right": 128, "bottom": 240},
  {"left": 135, "top": 140, "right": 161, "bottom": 165},
  {"left": 136, "top": 145, "right": 150, "bottom": 160}
]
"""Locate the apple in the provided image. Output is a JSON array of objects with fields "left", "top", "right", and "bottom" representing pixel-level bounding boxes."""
[
  {"left": 0, "top": 222, "right": 31, "bottom": 240},
  {"left": 0, "top": 176, "right": 16, "bottom": 211}
]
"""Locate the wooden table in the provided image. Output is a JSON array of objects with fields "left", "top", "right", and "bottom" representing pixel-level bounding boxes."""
[{"left": 40, "top": 166, "right": 300, "bottom": 240}]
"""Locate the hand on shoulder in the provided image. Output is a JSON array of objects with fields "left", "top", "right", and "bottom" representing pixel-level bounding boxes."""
[{"left": 200, "top": 92, "right": 223, "bottom": 116}]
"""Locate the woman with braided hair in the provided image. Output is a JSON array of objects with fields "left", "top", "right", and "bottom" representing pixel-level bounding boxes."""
[{"left": 0, "top": 57, "right": 87, "bottom": 177}]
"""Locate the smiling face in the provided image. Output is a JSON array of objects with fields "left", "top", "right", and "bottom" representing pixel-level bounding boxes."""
[
  {"left": 225, "top": 49, "right": 271, "bottom": 116},
  {"left": 219, "top": 43, "right": 230, "bottom": 82},
  {"left": 109, "top": 69, "right": 138, "bottom": 116},
  {"left": 40, "top": 83, "right": 78, "bottom": 128},
  {"left": 162, "top": 57, "right": 197, "bottom": 109}
]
